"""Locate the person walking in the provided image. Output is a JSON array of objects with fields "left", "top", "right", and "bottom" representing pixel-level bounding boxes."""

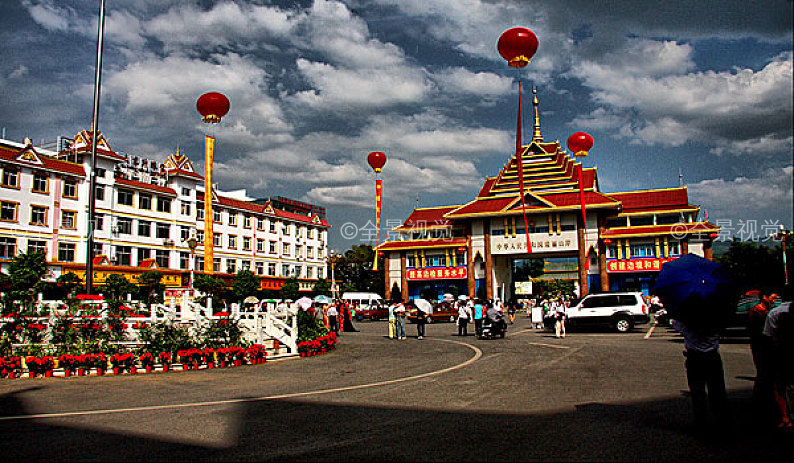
[
  {"left": 388, "top": 301, "right": 397, "bottom": 339},
  {"left": 457, "top": 299, "right": 472, "bottom": 336},
  {"left": 395, "top": 302, "right": 407, "bottom": 340},
  {"left": 326, "top": 304, "right": 339, "bottom": 336},
  {"left": 762, "top": 298, "right": 792, "bottom": 429},
  {"left": 507, "top": 300, "right": 517, "bottom": 324},
  {"left": 416, "top": 304, "right": 428, "bottom": 340},
  {"left": 342, "top": 301, "right": 359, "bottom": 332},
  {"left": 554, "top": 299, "right": 566, "bottom": 338},
  {"left": 672, "top": 296, "right": 732, "bottom": 436},
  {"left": 473, "top": 299, "right": 484, "bottom": 337},
  {"left": 748, "top": 291, "right": 774, "bottom": 420}
]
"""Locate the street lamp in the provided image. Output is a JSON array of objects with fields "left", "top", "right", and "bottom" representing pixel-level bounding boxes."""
[
  {"left": 770, "top": 225, "right": 793, "bottom": 286},
  {"left": 327, "top": 250, "right": 343, "bottom": 300},
  {"left": 183, "top": 235, "right": 199, "bottom": 294}
]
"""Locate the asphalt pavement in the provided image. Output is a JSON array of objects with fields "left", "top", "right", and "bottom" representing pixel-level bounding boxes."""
[{"left": 0, "top": 315, "right": 790, "bottom": 461}]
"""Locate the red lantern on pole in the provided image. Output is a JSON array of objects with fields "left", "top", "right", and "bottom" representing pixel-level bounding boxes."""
[
  {"left": 368, "top": 151, "right": 387, "bottom": 271},
  {"left": 497, "top": 27, "right": 539, "bottom": 68},
  {"left": 196, "top": 91, "right": 230, "bottom": 274},
  {"left": 498, "top": 27, "right": 539, "bottom": 256},
  {"left": 197, "top": 92, "right": 230, "bottom": 124},
  {"left": 567, "top": 131, "right": 594, "bottom": 158},
  {"left": 603, "top": 238, "right": 612, "bottom": 246}
]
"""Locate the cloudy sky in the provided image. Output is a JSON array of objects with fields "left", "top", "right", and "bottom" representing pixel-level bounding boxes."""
[{"left": 1, "top": 0, "right": 791, "bottom": 250}]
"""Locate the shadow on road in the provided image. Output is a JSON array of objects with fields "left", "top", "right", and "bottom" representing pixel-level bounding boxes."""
[{"left": 0, "top": 385, "right": 790, "bottom": 461}]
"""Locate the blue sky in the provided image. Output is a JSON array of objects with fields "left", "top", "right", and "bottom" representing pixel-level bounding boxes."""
[{"left": 0, "top": 0, "right": 791, "bottom": 251}]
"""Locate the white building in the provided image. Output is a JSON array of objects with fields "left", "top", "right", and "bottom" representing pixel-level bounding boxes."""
[{"left": 0, "top": 130, "right": 330, "bottom": 292}]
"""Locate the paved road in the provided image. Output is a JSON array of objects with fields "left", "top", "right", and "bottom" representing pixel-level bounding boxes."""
[{"left": 1, "top": 316, "right": 790, "bottom": 461}]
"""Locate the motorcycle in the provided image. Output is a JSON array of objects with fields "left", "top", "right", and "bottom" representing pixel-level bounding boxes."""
[{"left": 479, "top": 315, "right": 507, "bottom": 339}]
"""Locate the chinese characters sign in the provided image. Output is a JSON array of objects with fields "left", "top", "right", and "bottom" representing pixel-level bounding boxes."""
[
  {"left": 491, "top": 231, "right": 577, "bottom": 255},
  {"left": 606, "top": 258, "right": 678, "bottom": 273},
  {"left": 407, "top": 267, "right": 467, "bottom": 280}
]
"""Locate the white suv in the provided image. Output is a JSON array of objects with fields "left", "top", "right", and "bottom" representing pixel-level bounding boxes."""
[{"left": 565, "top": 292, "right": 650, "bottom": 333}]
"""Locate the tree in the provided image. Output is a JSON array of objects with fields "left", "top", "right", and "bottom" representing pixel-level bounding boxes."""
[
  {"left": 280, "top": 277, "right": 301, "bottom": 300},
  {"left": 137, "top": 271, "right": 165, "bottom": 305},
  {"left": 335, "top": 245, "right": 384, "bottom": 295},
  {"left": 233, "top": 270, "right": 260, "bottom": 303},
  {"left": 100, "top": 274, "right": 136, "bottom": 301},
  {"left": 194, "top": 274, "right": 224, "bottom": 300},
  {"left": 5, "top": 251, "right": 48, "bottom": 310},
  {"left": 716, "top": 239, "right": 785, "bottom": 294},
  {"left": 56, "top": 272, "right": 84, "bottom": 298},
  {"left": 312, "top": 278, "right": 331, "bottom": 296}
]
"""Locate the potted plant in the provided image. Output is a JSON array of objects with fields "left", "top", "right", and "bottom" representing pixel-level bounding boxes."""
[
  {"left": 93, "top": 353, "right": 108, "bottom": 375},
  {"left": 203, "top": 347, "right": 215, "bottom": 369},
  {"left": 246, "top": 344, "right": 266, "bottom": 365},
  {"left": 58, "top": 354, "right": 78, "bottom": 377},
  {"left": 139, "top": 353, "right": 155, "bottom": 373},
  {"left": 158, "top": 352, "right": 172, "bottom": 372},
  {"left": 215, "top": 348, "right": 228, "bottom": 368},
  {"left": 1, "top": 356, "right": 21, "bottom": 379},
  {"left": 109, "top": 353, "right": 136, "bottom": 375}
]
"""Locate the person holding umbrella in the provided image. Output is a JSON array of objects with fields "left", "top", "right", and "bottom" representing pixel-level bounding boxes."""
[
  {"left": 655, "top": 254, "right": 735, "bottom": 436},
  {"left": 414, "top": 299, "right": 432, "bottom": 340}
]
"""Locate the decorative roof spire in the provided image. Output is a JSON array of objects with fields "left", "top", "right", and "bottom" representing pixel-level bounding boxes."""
[{"left": 532, "top": 86, "right": 542, "bottom": 142}]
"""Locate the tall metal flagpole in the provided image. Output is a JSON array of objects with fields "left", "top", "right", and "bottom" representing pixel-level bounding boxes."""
[
  {"left": 515, "top": 72, "right": 533, "bottom": 255},
  {"left": 85, "top": 0, "right": 107, "bottom": 294}
]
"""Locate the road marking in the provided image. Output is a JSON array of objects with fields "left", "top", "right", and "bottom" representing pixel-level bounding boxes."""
[
  {"left": 0, "top": 338, "right": 482, "bottom": 422},
  {"left": 644, "top": 323, "right": 656, "bottom": 339}
]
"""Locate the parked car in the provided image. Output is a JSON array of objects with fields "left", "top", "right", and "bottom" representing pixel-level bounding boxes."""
[
  {"left": 355, "top": 302, "right": 388, "bottom": 321},
  {"left": 720, "top": 292, "right": 782, "bottom": 336},
  {"left": 407, "top": 301, "right": 458, "bottom": 323},
  {"left": 547, "top": 292, "right": 650, "bottom": 333}
]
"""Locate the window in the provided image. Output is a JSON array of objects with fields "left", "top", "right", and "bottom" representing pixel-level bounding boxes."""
[
  {"left": 156, "top": 196, "right": 171, "bottom": 213},
  {"left": 156, "top": 222, "right": 170, "bottom": 239},
  {"left": 32, "top": 172, "right": 48, "bottom": 193},
  {"left": 28, "top": 240, "right": 46, "bottom": 255},
  {"left": 243, "top": 236, "right": 251, "bottom": 251},
  {"left": 195, "top": 256, "right": 204, "bottom": 271},
  {"left": 138, "top": 220, "right": 151, "bottom": 237},
  {"left": 269, "top": 221, "right": 276, "bottom": 233},
  {"left": 407, "top": 254, "right": 416, "bottom": 268},
  {"left": 295, "top": 245, "right": 302, "bottom": 258},
  {"left": 180, "top": 226, "right": 191, "bottom": 242},
  {"left": 282, "top": 223, "right": 290, "bottom": 235},
  {"left": 180, "top": 252, "right": 190, "bottom": 270},
  {"left": 294, "top": 265, "right": 302, "bottom": 278},
  {"left": 283, "top": 243, "right": 290, "bottom": 256},
  {"left": 307, "top": 267, "right": 314, "bottom": 279},
  {"left": 95, "top": 167, "right": 106, "bottom": 179},
  {"left": 228, "top": 235, "right": 237, "bottom": 249},
  {"left": 268, "top": 263, "right": 276, "bottom": 276},
  {"left": 582, "top": 295, "right": 620, "bottom": 308},
  {"left": 606, "top": 217, "right": 627, "bottom": 228},
  {"left": 115, "top": 246, "right": 132, "bottom": 266},
  {"left": 197, "top": 203, "right": 204, "bottom": 220},
  {"left": 257, "top": 238, "right": 265, "bottom": 252},
  {"left": 244, "top": 215, "right": 251, "bottom": 228},
  {"left": 213, "top": 233, "right": 221, "bottom": 247},
  {"left": 116, "top": 217, "right": 132, "bottom": 235},
  {"left": 607, "top": 245, "right": 618, "bottom": 259},
  {"left": 282, "top": 264, "right": 290, "bottom": 277},
  {"left": 214, "top": 209, "right": 222, "bottom": 223},
  {"left": 118, "top": 188, "right": 134, "bottom": 206},
  {"left": 427, "top": 254, "right": 446, "bottom": 267},
  {"left": 57, "top": 242, "right": 74, "bottom": 262},
  {"left": 181, "top": 187, "right": 191, "bottom": 197},
  {"left": 307, "top": 228, "right": 314, "bottom": 239},
  {"left": 269, "top": 241, "right": 276, "bottom": 254},
  {"left": 256, "top": 262, "right": 264, "bottom": 275},
  {"left": 257, "top": 218, "right": 265, "bottom": 230},
  {"left": 138, "top": 193, "right": 152, "bottom": 211},
  {"left": 137, "top": 248, "right": 151, "bottom": 263},
  {"left": 213, "top": 258, "right": 221, "bottom": 272},
  {"left": 180, "top": 201, "right": 191, "bottom": 216},
  {"left": 630, "top": 216, "right": 654, "bottom": 227},
  {"left": 61, "top": 210, "right": 76, "bottom": 229},
  {"left": 94, "top": 213, "right": 104, "bottom": 231},
  {"left": 93, "top": 243, "right": 103, "bottom": 258},
  {"left": 30, "top": 205, "right": 47, "bottom": 226},
  {"left": 63, "top": 179, "right": 77, "bottom": 198},
  {"left": 226, "top": 259, "right": 236, "bottom": 274},
  {"left": 242, "top": 260, "right": 251, "bottom": 271},
  {"left": 668, "top": 240, "right": 680, "bottom": 256},
  {"left": 228, "top": 212, "right": 237, "bottom": 226},
  {"left": 94, "top": 185, "right": 105, "bottom": 201},
  {"left": 196, "top": 230, "right": 204, "bottom": 242},
  {"left": 2, "top": 169, "right": 19, "bottom": 188},
  {"left": 1, "top": 201, "right": 18, "bottom": 222},
  {"left": 657, "top": 215, "right": 681, "bottom": 225},
  {"left": 0, "top": 237, "right": 17, "bottom": 258},
  {"left": 155, "top": 249, "right": 169, "bottom": 268},
  {"left": 630, "top": 242, "right": 656, "bottom": 258}
]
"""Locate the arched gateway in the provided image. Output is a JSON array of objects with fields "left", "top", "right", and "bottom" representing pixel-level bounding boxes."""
[{"left": 377, "top": 94, "right": 719, "bottom": 303}]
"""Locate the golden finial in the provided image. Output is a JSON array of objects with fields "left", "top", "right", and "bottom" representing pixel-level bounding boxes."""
[{"left": 532, "top": 87, "right": 542, "bottom": 142}]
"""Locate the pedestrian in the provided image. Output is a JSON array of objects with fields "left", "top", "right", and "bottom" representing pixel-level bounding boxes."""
[
  {"left": 342, "top": 302, "right": 359, "bottom": 332},
  {"left": 748, "top": 291, "right": 774, "bottom": 420},
  {"left": 672, "top": 295, "right": 732, "bottom": 436},
  {"left": 531, "top": 302, "right": 544, "bottom": 329},
  {"left": 507, "top": 300, "right": 517, "bottom": 324},
  {"left": 395, "top": 302, "right": 406, "bottom": 340},
  {"left": 326, "top": 304, "right": 339, "bottom": 335},
  {"left": 473, "top": 299, "right": 484, "bottom": 337},
  {"left": 762, "top": 297, "right": 792, "bottom": 429},
  {"left": 554, "top": 299, "right": 566, "bottom": 338},
  {"left": 388, "top": 301, "right": 398, "bottom": 339},
  {"left": 457, "top": 299, "right": 472, "bottom": 336},
  {"left": 416, "top": 304, "right": 428, "bottom": 340}
]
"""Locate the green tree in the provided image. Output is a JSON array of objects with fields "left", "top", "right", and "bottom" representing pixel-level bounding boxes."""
[
  {"left": 5, "top": 251, "right": 48, "bottom": 310},
  {"left": 335, "top": 245, "right": 384, "bottom": 295},
  {"left": 100, "top": 274, "right": 136, "bottom": 301},
  {"left": 280, "top": 277, "right": 301, "bottom": 300},
  {"left": 716, "top": 239, "right": 785, "bottom": 294},
  {"left": 137, "top": 271, "right": 165, "bottom": 305},
  {"left": 56, "top": 272, "right": 84, "bottom": 298},
  {"left": 312, "top": 278, "right": 331, "bottom": 296},
  {"left": 233, "top": 270, "right": 260, "bottom": 303},
  {"left": 194, "top": 274, "right": 224, "bottom": 300}
]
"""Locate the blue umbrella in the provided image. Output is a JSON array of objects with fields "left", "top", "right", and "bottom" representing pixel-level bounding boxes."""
[{"left": 654, "top": 253, "right": 735, "bottom": 327}]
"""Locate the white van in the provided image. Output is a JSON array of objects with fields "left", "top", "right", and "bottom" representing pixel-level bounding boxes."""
[{"left": 341, "top": 292, "right": 383, "bottom": 308}]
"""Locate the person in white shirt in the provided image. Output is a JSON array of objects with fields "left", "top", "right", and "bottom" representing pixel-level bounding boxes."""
[
  {"left": 457, "top": 301, "right": 472, "bottom": 336},
  {"left": 326, "top": 304, "right": 339, "bottom": 335},
  {"left": 554, "top": 299, "right": 566, "bottom": 338},
  {"left": 762, "top": 301, "right": 792, "bottom": 428}
]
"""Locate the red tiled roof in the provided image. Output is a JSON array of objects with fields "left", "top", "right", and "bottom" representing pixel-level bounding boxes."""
[
  {"left": 445, "top": 196, "right": 516, "bottom": 217},
  {"left": 115, "top": 177, "right": 177, "bottom": 196},
  {"left": 540, "top": 190, "right": 621, "bottom": 208},
  {"left": 396, "top": 206, "right": 459, "bottom": 230},
  {"left": 601, "top": 221, "right": 719, "bottom": 238},
  {"left": 477, "top": 177, "right": 496, "bottom": 197},
  {"left": 197, "top": 191, "right": 330, "bottom": 227},
  {"left": 0, "top": 145, "right": 86, "bottom": 177},
  {"left": 607, "top": 188, "right": 690, "bottom": 212},
  {"left": 166, "top": 168, "right": 203, "bottom": 180},
  {"left": 376, "top": 237, "right": 468, "bottom": 251}
]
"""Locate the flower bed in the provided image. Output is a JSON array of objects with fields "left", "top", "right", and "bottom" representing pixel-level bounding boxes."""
[{"left": 298, "top": 332, "right": 337, "bottom": 357}]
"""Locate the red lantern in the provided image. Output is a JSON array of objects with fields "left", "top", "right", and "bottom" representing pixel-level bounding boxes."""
[
  {"left": 497, "top": 27, "right": 539, "bottom": 68},
  {"left": 196, "top": 92, "right": 230, "bottom": 123},
  {"left": 457, "top": 247, "right": 467, "bottom": 253},
  {"left": 603, "top": 238, "right": 612, "bottom": 246},
  {"left": 708, "top": 233, "right": 719, "bottom": 240},
  {"left": 567, "top": 131, "right": 594, "bottom": 157},
  {"left": 367, "top": 151, "right": 387, "bottom": 173}
]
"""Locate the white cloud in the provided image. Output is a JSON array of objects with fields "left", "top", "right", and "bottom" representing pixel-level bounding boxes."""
[
  {"left": 432, "top": 67, "right": 513, "bottom": 97},
  {"left": 23, "top": 0, "right": 73, "bottom": 32},
  {"left": 8, "top": 65, "right": 29, "bottom": 79},
  {"left": 688, "top": 166, "right": 794, "bottom": 224}
]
